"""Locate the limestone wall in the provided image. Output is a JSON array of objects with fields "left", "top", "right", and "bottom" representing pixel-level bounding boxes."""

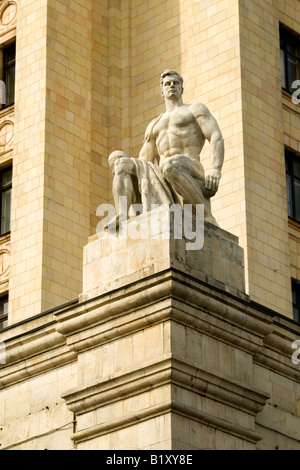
[{"left": 0, "top": 0, "right": 297, "bottom": 324}]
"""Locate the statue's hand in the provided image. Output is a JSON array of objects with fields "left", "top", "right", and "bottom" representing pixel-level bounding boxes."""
[
  {"left": 108, "top": 151, "right": 128, "bottom": 171},
  {"left": 204, "top": 169, "right": 221, "bottom": 197}
]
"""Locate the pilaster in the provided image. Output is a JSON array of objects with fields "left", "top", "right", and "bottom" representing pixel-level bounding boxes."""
[{"left": 9, "top": 0, "right": 92, "bottom": 323}]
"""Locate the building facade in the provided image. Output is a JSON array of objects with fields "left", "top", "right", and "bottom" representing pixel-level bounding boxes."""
[{"left": 0, "top": 0, "right": 300, "bottom": 450}]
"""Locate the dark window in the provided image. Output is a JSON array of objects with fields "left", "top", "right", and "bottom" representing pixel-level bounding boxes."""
[
  {"left": 280, "top": 25, "right": 300, "bottom": 94},
  {"left": 2, "top": 42, "right": 15, "bottom": 107},
  {"left": 292, "top": 281, "right": 300, "bottom": 323},
  {"left": 286, "top": 149, "right": 300, "bottom": 223},
  {"left": 0, "top": 166, "right": 12, "bottom": 235},
  {"left": 0, "top": 295, "right": 8, "bottom": 330}
]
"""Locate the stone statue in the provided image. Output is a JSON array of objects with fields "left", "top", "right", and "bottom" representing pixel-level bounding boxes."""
[{"left": 106, "top": 69, "right": 224, "bottom": 230}]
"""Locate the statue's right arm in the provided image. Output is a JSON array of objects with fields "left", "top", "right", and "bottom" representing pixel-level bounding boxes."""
[
  {"left": 139, "top": 118, "right": 160, "bottom": 164},
  {"left": 139, "top": 140, "right": 159, "bottom": 164}
]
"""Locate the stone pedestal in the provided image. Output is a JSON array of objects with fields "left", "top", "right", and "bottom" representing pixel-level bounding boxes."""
[
  {"left": 81, "top": 207, "right": 247, "bottom": 301},
  {"left": 56, "top": 209, "right": 271, "bottom": 449}
]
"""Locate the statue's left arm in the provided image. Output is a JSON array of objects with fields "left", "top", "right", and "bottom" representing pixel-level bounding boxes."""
[{"left": 194, "top": 104, "right": 224, "bottom": 195}]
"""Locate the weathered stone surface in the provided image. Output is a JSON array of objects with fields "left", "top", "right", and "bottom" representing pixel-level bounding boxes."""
[{"left": 81, "top": 207, "right": 247, "bottom": 301}]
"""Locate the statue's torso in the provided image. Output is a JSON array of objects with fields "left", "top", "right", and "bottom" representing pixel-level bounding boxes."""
[{"left": 153, "top": 104, "right": 205, "bottom": 163}]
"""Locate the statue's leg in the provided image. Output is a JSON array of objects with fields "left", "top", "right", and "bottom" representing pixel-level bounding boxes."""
[
  {"left": 203, "top": 196, "right": 218, "bottom": 226},
  {"left": 105, "top": 158, "right": 135, "bottom": 231},
  {"left": 163, "top": 165, "right": 205, "bottom": 205},
  {"left": 160, "top": 156, "right": 205, "bottom": 203},
  {"left": 160, "top": 156, "right": 217, "bottom": 224}
]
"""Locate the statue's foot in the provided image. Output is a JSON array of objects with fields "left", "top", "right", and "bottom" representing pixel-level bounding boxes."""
[{"left": 104, "top": 214, "right": 122, "bottom": 232}]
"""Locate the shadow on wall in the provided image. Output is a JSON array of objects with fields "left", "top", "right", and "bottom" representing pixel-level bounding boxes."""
[{"left": 90, "top": 0, "right": 183, "bottom": 233}]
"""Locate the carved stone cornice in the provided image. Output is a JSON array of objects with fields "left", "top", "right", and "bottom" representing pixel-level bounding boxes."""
[
  {"left": 1, "top": 267, "right": 299, "bottom": 389},
  {"left": 54, "top": 266, "right": 300, "bottom": 384},
  {"left": 54, "top": 268, "right": 273, "bottom": 357},
  {"left": 64, "top": 356, "right": 269, "bottom": 446},
  {"left": 64, "top": 356, "right": 269, "bottom": 417},
  {"left": 0, "top": 323, "right": 76, "bottom": 387}
]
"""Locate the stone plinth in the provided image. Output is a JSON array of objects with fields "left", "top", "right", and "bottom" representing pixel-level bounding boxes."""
[
  {"left": 54, "top": 209, "right": 272, "bottom": 449},
  {"left": 81, "top": 207, "right": 247, "bottom": 302}
]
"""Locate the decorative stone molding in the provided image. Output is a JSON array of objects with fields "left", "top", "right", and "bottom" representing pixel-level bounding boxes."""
[
  {"left": 0, "top": 247, "right": 9, "bottom": 295},
  {"left": 70, "top": 401, "right": 264, "bottom": 448},
  {"left": 55, "top": 268, "right": 273, "bottom": 357},
  {"left": 0, "top": 323, "right": 76, "bottom": 387},
  {"left": 0, "top": 110, "right": 14, "bottom": 156},
  {"left": 0, "top": 233, "right": 9, "bottom": 293},
  {"left": 0, "top": 248, "right": 9, "bottom": 279},
  {"left": 64, "top": 357, "right": 269, "bottom": 446},
  {"left": 0, "top": 1, "right": 16, "bottom": 26},
  {"left": 0, "top": 0, "right": 16, "bottom": 40}
]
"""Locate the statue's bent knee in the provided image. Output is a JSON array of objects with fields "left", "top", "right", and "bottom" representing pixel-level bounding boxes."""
[{"left": 160, "top": 158, "right": 180, "bottom": 178}]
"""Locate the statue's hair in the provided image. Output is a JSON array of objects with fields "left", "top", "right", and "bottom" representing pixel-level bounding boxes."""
[{"left": 160, "top": 69, "right": 183, "bottom": 89}]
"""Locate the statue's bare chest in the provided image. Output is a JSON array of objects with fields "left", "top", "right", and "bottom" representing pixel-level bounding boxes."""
[{"left": 154, "top": 108, "right": 197, "bottom": 137}]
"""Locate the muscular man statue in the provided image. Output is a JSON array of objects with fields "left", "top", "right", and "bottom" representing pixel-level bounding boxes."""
[{"left": 107, "top": 69, "right": 224, "bottom": 230}]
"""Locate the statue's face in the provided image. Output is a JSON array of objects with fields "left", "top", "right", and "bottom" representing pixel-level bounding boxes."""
[{"left": 161, "top": 75, "right": 183, "bottom": 99}]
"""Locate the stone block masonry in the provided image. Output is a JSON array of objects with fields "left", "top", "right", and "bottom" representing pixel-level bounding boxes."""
[{"left": 1, "top": 210, "right": 299, "bottom": 449}]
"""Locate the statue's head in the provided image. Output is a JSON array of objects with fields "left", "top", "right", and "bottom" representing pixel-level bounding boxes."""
[{"left": 160, "top": 69, "right": 184, "bottom": 95}]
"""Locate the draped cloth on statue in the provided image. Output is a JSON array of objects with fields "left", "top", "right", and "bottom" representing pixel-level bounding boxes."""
[{"left": 130, "top": 158, "right": 179, "bottom": 213}]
